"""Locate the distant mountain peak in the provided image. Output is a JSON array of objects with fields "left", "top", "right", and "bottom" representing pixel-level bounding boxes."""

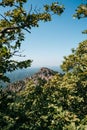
[
  {"left": 40, "top": 67, "right": 57, "bottom": 73},
  {"left": 6, "top": 67, "right": 58, "bottom": 92},
  {"left": 31, "top": 67, "right": 57, "bottom": 77}
]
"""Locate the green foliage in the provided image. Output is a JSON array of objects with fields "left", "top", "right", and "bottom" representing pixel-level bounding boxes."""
[
  {"left": 60, "top": 41, "right": 87, "bottom": 122},
  {"left": 0, "top": 40, "right": 86, "bottom": 130},
  {"left": 73, "top": 4, "right": 87, "bottom": 19},
  {"left": 0, "top": 0, "right": 64, "bottom": 83},
  {"left": 0, "top": 1, "right": 87, "bottom": 130},
  {"left": 73, "top": 3, "right": 87, "bottom": 34}
]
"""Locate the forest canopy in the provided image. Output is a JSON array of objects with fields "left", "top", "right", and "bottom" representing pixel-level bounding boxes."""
[
  {"left": 0, "top": 0, "right": 87, "bottom": 130},
  {"left": 0, "top": 39, "right": 87, "bottom": 130}
]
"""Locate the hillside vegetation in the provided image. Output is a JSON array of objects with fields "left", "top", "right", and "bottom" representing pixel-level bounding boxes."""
[{"left": 0, "top": 40, "right": 87, "bottom": 130}]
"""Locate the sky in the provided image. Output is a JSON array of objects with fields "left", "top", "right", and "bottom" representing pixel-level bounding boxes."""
[{"left": 18, "top": 0, "right": 87, "bottom": 67}]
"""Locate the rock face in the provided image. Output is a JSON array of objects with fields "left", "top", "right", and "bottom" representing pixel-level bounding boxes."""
[
  {"left": 30, "top": 67, "right": 58, "bottom": 81},
  {"left": 6, "top": 67, "right": 58, "bottom": 92}
]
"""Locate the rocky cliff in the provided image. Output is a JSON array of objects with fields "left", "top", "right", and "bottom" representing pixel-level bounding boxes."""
[{"left": 5, "top": 67, "right": 59, "bottom": 92}]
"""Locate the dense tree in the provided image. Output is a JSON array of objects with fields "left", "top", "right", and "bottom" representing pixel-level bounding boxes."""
[
  {"left": 61, "top": 40, "right": 87, "bottom": 117},
  {"left": 0, "top": 40, "right": 87, "bottom": 130},
  {"left": 0, "top": 0, "right": 64, "bottom": 83}
]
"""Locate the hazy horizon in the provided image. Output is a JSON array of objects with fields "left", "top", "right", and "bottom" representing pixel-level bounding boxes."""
[{"left": 3, "top": 66, "right": 63, "bottom": 84}]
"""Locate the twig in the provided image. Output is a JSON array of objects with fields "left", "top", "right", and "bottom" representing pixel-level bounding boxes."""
[
  {"left": 24, "top": 28, "right": 31, "bottom": 33},
  {"left": 28, "top": 4, "right": 32, "bottom": 14},
  {"left": 0, "top": 13, "right": 10, "bottom": 24}
]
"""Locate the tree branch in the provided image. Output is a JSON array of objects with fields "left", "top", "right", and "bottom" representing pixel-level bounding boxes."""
[
  {"left": 0, "top": 26, "right": 20, "bottom": 37},
  {"left": 23, "top": 28, "right": 31, "bottom": 33},
  {"left": 0, "top": 25, "right": 31, "bottom": 37},
  {"left": 0, "top": 13, "right": 10, "bottom": 23}
]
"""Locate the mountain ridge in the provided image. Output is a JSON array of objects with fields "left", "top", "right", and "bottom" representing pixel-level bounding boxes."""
[{"left": 5, "top": 67, "right": 60, "bottom": 92}]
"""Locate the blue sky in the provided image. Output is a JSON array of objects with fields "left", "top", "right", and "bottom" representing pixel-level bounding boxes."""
[{"left": 18, "top": 0, "right": 87, "bottom": 67}]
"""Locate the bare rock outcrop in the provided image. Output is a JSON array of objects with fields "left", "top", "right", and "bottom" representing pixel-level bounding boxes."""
[{"left": 6, "top": 67, "right": 58, "bottom": 92}]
